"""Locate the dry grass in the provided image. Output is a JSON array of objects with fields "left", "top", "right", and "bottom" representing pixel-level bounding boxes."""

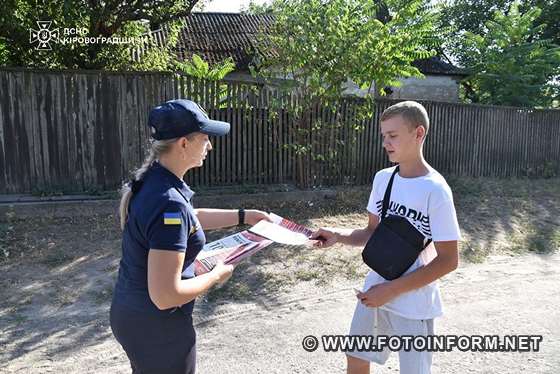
[{"left": 0, "top": 177, "right": 559, "bottom": 306}]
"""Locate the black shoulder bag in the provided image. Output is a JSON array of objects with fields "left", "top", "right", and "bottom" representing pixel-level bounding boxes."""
[{"left": 361, "top": 166, "right": 432, "bottom": 280}]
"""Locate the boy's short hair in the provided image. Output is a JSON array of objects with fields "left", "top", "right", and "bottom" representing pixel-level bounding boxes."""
[{"left": 380, "top": 101, "right": 430, "bottom": 137}]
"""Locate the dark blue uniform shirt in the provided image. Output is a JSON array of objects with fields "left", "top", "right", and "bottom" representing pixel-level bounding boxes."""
[{"left": 113, "top": 162, "right": 206, "bottom": 316}]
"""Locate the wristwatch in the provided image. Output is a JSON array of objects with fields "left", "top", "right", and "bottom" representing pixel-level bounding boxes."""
[{"left": 238, "top": 208, "right": 245, "bottom": 226}]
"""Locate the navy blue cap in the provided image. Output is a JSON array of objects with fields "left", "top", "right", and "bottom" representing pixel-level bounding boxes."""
[{"left": 148, "top": 99, "right": 230, "bottom": 140}]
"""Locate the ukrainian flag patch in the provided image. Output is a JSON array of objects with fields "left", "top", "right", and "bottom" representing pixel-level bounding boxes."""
[{"left": 163, "top": 212, "right": 182, "bottom": 225}]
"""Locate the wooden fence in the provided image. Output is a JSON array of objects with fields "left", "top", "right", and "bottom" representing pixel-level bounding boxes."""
[{"left": 0, "top": 67, "right": 559, "bottom": 194}]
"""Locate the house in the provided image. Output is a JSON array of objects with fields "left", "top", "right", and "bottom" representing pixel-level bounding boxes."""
[
  {"left": 149, "top": 12, "right": 468, "bottom": 103},
  {"left": 342, "top": 57, "right": 468, "bottom": 102}
]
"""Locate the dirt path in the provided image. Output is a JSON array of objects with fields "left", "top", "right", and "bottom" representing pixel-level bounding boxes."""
[
  {"left": 2, "top": 180, "right": 559, "bottom": 373},
  {"left": 2, "top": 252, "right": 559, "bottom": 374}
]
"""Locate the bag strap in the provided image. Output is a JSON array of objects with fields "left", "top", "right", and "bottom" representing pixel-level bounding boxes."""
[
  {"left": 380, "top": 165, "right": 433, "bottom": 248},
  {"left": 381, "top": 165, "right": 399, "bottom": 219}
]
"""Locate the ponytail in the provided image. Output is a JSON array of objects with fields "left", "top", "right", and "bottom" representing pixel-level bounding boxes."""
[{"left": 119, "top": 138, "right": 178, "bottom": 230}]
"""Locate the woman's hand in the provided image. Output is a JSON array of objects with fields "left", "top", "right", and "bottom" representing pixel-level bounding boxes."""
[
  {"left": 245, "top": 210, "right": 273, "bottom": 226},
  {"left": 210, "top": 262, "right": 235, "bottom": 285}
]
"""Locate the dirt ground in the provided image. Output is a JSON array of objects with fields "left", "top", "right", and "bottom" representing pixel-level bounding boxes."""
[{"left": 0, "top": 178, "right": 559, "bottom": 373}]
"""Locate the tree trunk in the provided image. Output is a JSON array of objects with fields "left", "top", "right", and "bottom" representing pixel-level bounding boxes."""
[{"left": 295, "top": 105, "right": 312, "bottom": 188}]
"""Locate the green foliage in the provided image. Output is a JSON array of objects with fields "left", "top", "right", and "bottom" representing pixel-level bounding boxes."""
[
  {"left": 256, "top": 0, "right": 437, "bottom": 98},
  {"left": 241, "top": 0, "right": 274, "bottom": 14},
  {"left": 91, "top": 20, "right": 184, "bottom": 72},
  {"left": 0, "top": 39, "right": 8, "bottom": 65},
  {"left": 438, "top": 0, "right": 560, "bottom": 107},
  {"left": 252, "top": 0, "right": 439, "bottom": 186},
  {"left": 176, "top": 54, "right": 235, "bottom": 80},
  {"left": 0, "top": 0, "right": 199, "bottom": 70},
  {"left": 128, "top": 21, "right": 185, "bottom": 72},
  {"left": 523, "top": 160, "right": 559, "bottom": 178},
  {"left": 439, "top": 0, "right": 560, "bottom": 47},
  {"left": 530, "top": 0, "right": 560, "bottom": 46},
  {"left": 457, "top": 2, "right": 560, "bottom": 107},
  {"left": 175, "top": 54, "right": 236, "bottom": 108},
  {"left": 438, "top": 0, "right": 511, "bottom": 37}
]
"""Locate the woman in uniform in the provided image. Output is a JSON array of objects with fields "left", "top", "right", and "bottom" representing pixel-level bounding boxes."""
[{"left": 110, "top": 99, "right": 270, "bottom": 373}]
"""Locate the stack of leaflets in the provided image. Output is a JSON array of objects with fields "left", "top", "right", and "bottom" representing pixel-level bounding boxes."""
[{"left": 194, "top": 213, "right": 313, "bottom": 276}]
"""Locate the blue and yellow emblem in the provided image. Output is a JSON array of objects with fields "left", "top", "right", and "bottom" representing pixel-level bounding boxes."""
[{"left": 163, "top": 212, "right": 182, "bottom": 225}]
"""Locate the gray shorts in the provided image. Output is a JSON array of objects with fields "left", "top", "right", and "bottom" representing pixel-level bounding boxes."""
[{"left": 347, "top": 302, "right": 434, "bottom": 374}]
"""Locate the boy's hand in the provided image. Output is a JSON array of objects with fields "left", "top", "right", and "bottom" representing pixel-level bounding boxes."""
[
  {"left": 357, "top": 282, "right": 400, "bottom": 307},
  {"left": 310, "top": 228, "right": 338, "bottom": 247}
]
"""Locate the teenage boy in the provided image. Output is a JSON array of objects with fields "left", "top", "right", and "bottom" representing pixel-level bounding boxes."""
[{"left": 311, "top": 101, "right": 461, "bottom": 374}]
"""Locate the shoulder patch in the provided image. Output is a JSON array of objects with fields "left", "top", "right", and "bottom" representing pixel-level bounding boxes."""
[
  {"left": 190, "top": 223, "right": 201, "bottom": 235},
  {"left": 163, "top": 212, "right": 182, "bottom": 225}
]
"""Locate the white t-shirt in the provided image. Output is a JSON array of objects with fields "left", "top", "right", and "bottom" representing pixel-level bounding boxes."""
[{"left": 363, "top": 165, "right": 462, "bottom": 320}]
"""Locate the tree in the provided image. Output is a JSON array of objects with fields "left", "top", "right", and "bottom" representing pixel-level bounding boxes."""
[
  {"left": 457, "top": 2, "right": 560, "bottom": 107},
  {"left": 437, "top": 0, "right": 560, "bottom": 107},
  {"left": 438, "top": 0, "right": 560, "bottom": 47},
  {"left": 241, "top": 0, "right": 274, "bottom": 14},
  {"left": 253, "top": 0, "right": 439, "bottom": 186},
  {"left": 0, "top": 0, "right": 200, "bottom": 70}
]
